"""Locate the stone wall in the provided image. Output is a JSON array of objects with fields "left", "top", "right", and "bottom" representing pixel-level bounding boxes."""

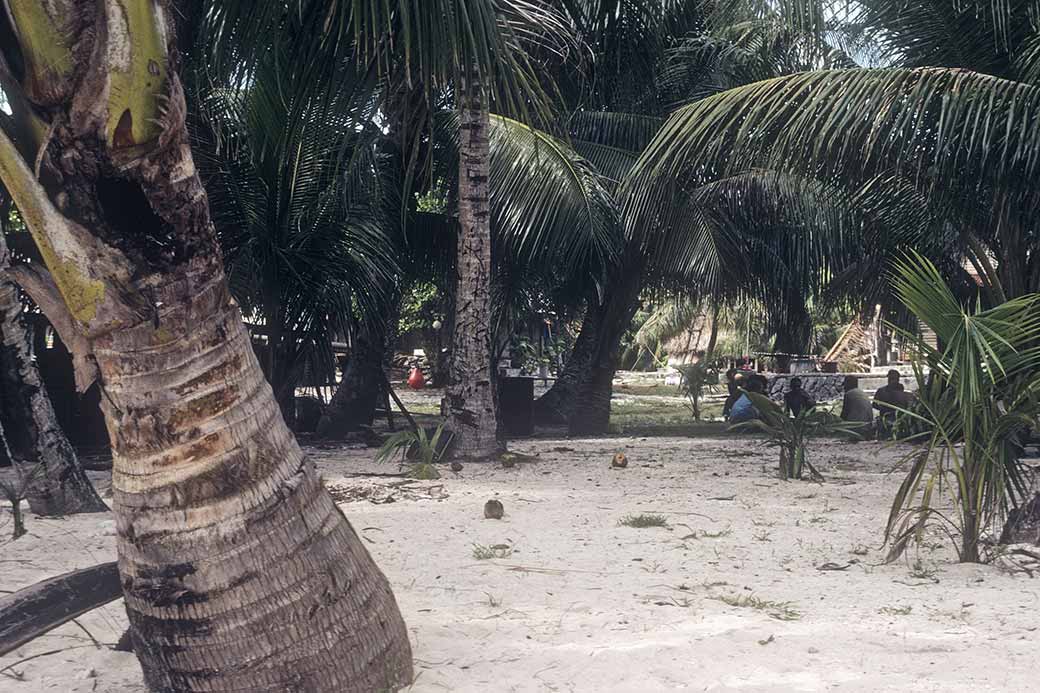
[{"left": 764, "top": 372, "right": 918, "bottom": 403}]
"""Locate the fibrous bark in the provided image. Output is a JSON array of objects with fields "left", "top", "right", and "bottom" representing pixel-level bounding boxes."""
[
  {"left": 443, "top": 74, "right": 500, "bottom": 459},
  {"left": 317, "top": 329, "right": 385, "bottom": 438},
  {"left": 0, "top": 234, "right": 106, "bottom": 515},
  {"left": 567, "top": 266, "right": 644, "bottom": 436},
  {"left": 534, "top": 304, "right": 602, "bottom": 425},
  {"left": 0, "top": 3, "right": 412, "bottom": 691}
]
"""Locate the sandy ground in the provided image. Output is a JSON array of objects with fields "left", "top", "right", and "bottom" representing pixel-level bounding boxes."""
[{"left": 2, "top": 434, "right": 1039, "bottom": 692}]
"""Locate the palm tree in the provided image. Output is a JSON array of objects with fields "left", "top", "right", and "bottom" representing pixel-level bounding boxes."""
[
  {"left": 885, "top": 254, "right": 1040, "bottom": 563},
  {"left": 0, "top": 3, "right": 411, "bottom": 690},
  {"left": 208, "top": 0, "right": 579, "bottom": 458},
  {"left": 192, "top": 48, "right": 399, "bottom": 427},
  {"left": 312, "top": 112, "right": 618, "bottom": 438},
  {"left": 537, "top": 0, "right": 849, "bottom": 433}
]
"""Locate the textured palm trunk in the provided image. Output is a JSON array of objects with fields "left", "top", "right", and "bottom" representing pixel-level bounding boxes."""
[
  {"left": 99, "top": 269, "right": 411, "bottom": 691},
  {"left": 0, "top": 2, "right": 412, "bottom": 689},
  {"left": 0, "top": 241, "right": 106, "bottom": 515},
  {"left": 705, "top": 303, "right": 720, "bottom": 356},
  {"left": 317, "top": 330, "right": 385, "bottom": 438},
  {"left": 443, "top": 76, "right": 500, "bottom": 459},
  {"left": 318, "top": 289, "right": 401, "bottom": 439},
  {"left": 534, "top": 305, "right": 602, "bottom": 424},
  {"left": 567, "top": 267, "right": 644, "bottom": 436}
]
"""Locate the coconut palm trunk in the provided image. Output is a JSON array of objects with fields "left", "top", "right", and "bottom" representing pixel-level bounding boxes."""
[
  {"left": 0, "top": 234, "right": 106, "bottom": 514},
  {"left": 317, "top": 328, "right": 386, "bottom": 438},
  {"left": 0, "top": 2, "right": 411, "bottom": 690},
  {"left": 443, "top": 75, "right": 500, "bottom": 459},
  {"left": 567, "top": 265, "right": 644, "bottom": 436},
  {"left": 535, "top": 303, "right": 602, "bottom": 424}
]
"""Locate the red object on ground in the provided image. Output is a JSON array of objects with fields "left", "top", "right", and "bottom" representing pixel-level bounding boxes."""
[{"left": 407, "top": 367, "right": 426, "bottom": 390}]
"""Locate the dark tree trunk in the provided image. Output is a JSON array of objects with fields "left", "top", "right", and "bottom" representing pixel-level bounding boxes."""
[
  {"left": 0, "top": 237, "right": 106, "bottom": 515},
  {"left": 772, "top": 299, "right": 813, "bottom": 355},
  {"left": 535, "top": 304, "right": 602, "bottom": 424},
  {"left": 706, "top": 302, "right": 720, "bottom": 356},
  {"left": 567, "top": 267, "right": 644, "bottom": 436},
  {"left": 317, "top": 288, "right": 401, "bottom": 438},
  {"left": 0, "top": 561, "right": 121, "bottom": 658},
  {"left": 317, "top": 330, "right": 385, "bottom": 438}
]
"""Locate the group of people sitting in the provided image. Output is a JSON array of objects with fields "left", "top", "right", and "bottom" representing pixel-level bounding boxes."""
[{"left": 722, "top": 368, "right": 913, "bottom": 436}]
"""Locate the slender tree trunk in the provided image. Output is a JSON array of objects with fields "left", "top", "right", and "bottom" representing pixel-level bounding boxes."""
[
  {"left": 534, "top": 304, "right": 602, "bottom": 424},
  {"left": 705, "top": 302, "right": 720, "bottom": 356},
  {"left": 317, "top": 329, "right": 385, "bottom": 438},
  {"left": 0, "top": 239, "right": 106, "bottom": 515},
  {"left": 443, "top": 74, "right": 500, "bottom": 459},
  {"left": 0, "top": 3, "right": 412, "bottom": 689},
  {"left": 568, "top": 267, "right": 644, "bottom": 436}
]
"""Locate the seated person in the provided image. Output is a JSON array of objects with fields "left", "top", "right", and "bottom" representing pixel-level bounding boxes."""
[
  {"left": 873, "top": 369, "right": 910, "bottom": 434},
  {"left": 784, "top": 377, "right": 816, "bottom": 417},
  {"left": 840, "top": 375, "right": 873, "bottom": 423},
  {"left": 722, "top": 369, "right": 744, "bottom": 419},
  {"left": 728, "top": 377, "right": 764, "bottom": 424}
]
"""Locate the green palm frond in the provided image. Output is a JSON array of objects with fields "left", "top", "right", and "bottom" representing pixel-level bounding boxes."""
[
  {"left": 885, "top": 253, "right": 1040, "bottom": 562},
  {"left": 623, "top": 68, "right": 1040, "bottom": 258},
  {"left": 192, "top": 49, "right": 399, "bottom": 395},
  {"left": 203, "top": 0, "right": 574, "bottom": 127},
  {"left": 434, "top": 112, "right": 621, "bottom": 271},
  {"left": 634, "top": 296, "right": 706, "bottom": 350},
  {"left": 851, "top": 0, "right": 1040, "bottom": 80}
]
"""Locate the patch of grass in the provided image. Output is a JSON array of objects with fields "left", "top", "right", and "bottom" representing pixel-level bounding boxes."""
[
  {"left": 702, "top": 580, "right": 729, "bottom": 589},
  {"left": 751, "top": 519, "right": 776, "bottom": 527},
  {"left": 472, "top": 543, "right": 513, "bottom": 560},
  {"left": 711, "top": 594, "right": 802, "bottom": 621},
  {"left": 408, "top": 463, "right": 440, "bottom": 480},
  {"left": 753, "top": 530, "right": 773, "bottom": 542},
  {"left": 700, "top": 528, "right": 733, "bottom": 539},
  {"left": 619, "top": 513, "right": 670, "bottom": 528},
  {"left": 610, "top": 397, "right": 725, "bottom": 429},
  {"left": 878, "top": 605, "right": 913, "bottom": 616},
  {"left": 615, "top": 383, "right": 680, "bottom": 397},
  {"left": 909, "top": 559, "right": 937, "bottom": 580}
]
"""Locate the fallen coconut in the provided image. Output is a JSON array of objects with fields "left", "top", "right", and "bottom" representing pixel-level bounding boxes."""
[{"left": 484, "top": 499, "right": 505, "bottom": 519}]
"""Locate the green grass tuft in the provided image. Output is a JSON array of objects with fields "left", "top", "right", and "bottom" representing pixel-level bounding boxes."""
[
  {"left": 472, "top": 543, "right": 513, "bottom": 560},
  {"left": 619, "top": 513, "right": 670, "bottom": 528}
]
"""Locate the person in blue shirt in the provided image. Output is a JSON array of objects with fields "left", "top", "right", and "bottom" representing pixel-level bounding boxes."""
[{"left": 728, "top": 376, "right": 764, "bottom": 423}]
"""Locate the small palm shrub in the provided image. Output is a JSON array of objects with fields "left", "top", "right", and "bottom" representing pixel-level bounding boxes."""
[
  {"left": 0, "top": 460, "right": 43, "bottom": 540},
  {"left": 731, "top": 392, "right": 861, "bottom": 480},
  {"left": 677, "top": 362, "right": 720, "bottom": 421},
  {"left": 885, "top": 255, "right": 1040, "bottom": 563},
  {"left": 376, "top": 424, "right": 452, "bottom": 480}
]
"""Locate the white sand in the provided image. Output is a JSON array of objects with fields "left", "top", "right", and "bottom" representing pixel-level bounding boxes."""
[{"left": 2, "top": 436, "right": 1038, "bottom": 692}]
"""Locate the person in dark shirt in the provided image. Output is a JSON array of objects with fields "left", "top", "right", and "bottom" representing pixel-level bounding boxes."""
[
  {"left": 840, "top": 375, "right": 873, "bottom": 423},
  {"left": 873, "top": 369, "right": 910, "bottom": 436},
  {"left": 784, "top": 377, "right": 816, "bottom": 417}
]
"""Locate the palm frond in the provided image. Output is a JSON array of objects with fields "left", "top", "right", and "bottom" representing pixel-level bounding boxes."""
[{"left": 623, "top": 68, "right": 1040, "bottom": 258}]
